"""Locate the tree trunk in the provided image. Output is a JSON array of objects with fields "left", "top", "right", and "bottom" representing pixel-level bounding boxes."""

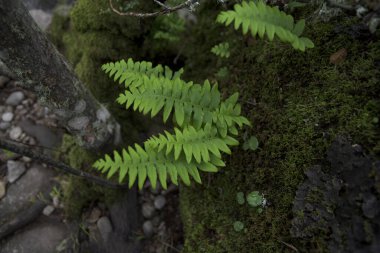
[{"left": 0, "top": 0, "right": 120, "bottom": 149}]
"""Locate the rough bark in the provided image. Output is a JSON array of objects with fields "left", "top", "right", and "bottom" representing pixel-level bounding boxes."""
[{"left": 0, "top": 0, "right": 120, "bottom": 149}]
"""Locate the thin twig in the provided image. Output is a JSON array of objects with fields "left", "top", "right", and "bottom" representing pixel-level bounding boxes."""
[
  {"left": 278, "top": 239, "right": 299, "bottom": 252},
  {"left": 0, "top": 137, "right": 128, "bottom": 189},
  {"left": 153, "top": 0, "right": 169, "bottom": 9},
  {"left": 108, "top": 0, "right": 197, "bottom": 18},
  {"left": 158, "top": 239, "right": 181, "bottom": 253}
]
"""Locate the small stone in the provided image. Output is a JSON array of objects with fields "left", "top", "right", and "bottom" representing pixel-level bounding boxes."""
[
  {"left": 5, "top": 91, "right": 25, "bottom": 106},
  {"left": 9, "top": 126, "right": 22, "bottom": 140},
  {"left": 154, "top": 195, "right": 166, "bottom": 210},
  {"left": 7, "top": 160, "right": 26, "bottom": 183},
  {"left": 29, "top": 9, "right": 52, "bottom": 31},
  {"left": 0, "top": 76, "right": 10, "bottom": 87},
  {"left": 21, "top": 156, "right": 32, "bottom": 163},
  {"left": 74, "top": 100, "right": 86, "bottom": 113},
  {"left": 142, "top": 220, "right": 154, "bottom": 238},
  {"left": 2, "top": 112, "right": 14, "bottom": 122},
  {"left": 68, "top": 116, "right": 90, "bottom": 130},
  {"left": 97, "top": 216, "right": 113, "bottom": 242},
  {"left": 43, "top": 205, "right": 55, "bottom": 216},
  {"left": 53, "top": 196, "right": 60, "bottom": 208},
  {"left": 96, "top": 106, "right": 110, "bottom": 122},
  {"left": 142, "top": 203, "right": 156, "bottom": 219},
  {"left": 87, "top": 207, "right": 102, "bottom": 223},
  {"left": 0, "top": 180, "right": 6, "bottom": 199},
  {"left": 0, "top": 122, "right": 10, "bottom": 130}
]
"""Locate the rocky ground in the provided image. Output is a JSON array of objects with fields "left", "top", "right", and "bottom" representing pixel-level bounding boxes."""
[
  {"left": 0, "top": 2, "right": 184, "bottom": 252},
  {"left": 0, "top": 76, "right": 183, "bottom": 253}
]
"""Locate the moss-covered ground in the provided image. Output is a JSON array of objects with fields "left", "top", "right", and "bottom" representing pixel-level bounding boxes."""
[
  {"left": 49, "top": 0, "right": 379, "bottom": 251},
  {"left": 177, "top": 3, "right": 380, "bottom": 253}
]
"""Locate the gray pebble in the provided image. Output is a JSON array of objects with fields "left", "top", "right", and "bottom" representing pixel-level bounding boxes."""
[
  {"left": 2, "top": 112, "right": 14, "bottom": 122},
  {"left": 142, "top": 220, "right": 154, "bottom": 238},
  {"left": 53, "top": 196, "right": 60, "bottom": 208},
  {"left": 154, "top": 195, "right": 166, "bottom": 210},
  {"left": 68, "top": 116, "right": 90, "bottom": 130},
  {"left": 97, "top": 216, "right": 113, "bottom": 242},
  {"left": 142, "top": 202, "right": 156, "bottom": 219},
  {"left": 0, "top": 180, "right": 6, "bottom": 199},
  {"left": 9, "top": 126, "right": 22, "bottom": 140},
  {"left": 42, "top": 205, "right": 55, "bottom": 216},
  {"left": 7, "top": 160, "right": 26, "bottom": 183},
  {"left": 6, "top": 91, "right": 25, "bottom": 106}
]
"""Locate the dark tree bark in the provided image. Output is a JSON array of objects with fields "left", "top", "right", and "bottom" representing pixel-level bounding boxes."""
[
  {"left": 0, "top": 0, "right": 121, "bottom": 149},
  {"left": 0, "top": 1, "right": 141, "bottom": 250}
]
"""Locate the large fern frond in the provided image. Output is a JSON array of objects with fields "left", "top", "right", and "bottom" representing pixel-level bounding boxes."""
[
  {"left": 116, "top": 75, "right": 250, "bottom": 135},
  {"left": 95, "top": 58, "right": 251, "bottom": 189},
  {"left": 216, "top": 0, "right": 314, "bottom": 51}
]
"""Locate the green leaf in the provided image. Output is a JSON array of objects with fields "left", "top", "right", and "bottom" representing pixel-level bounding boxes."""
[
  {"left": 246, "top": 191, "right": 263, "bottom": 207},
  {"left": 243, "top": 136, "right": 259, "bottom": 151},
  {"left": 233, "top": 221, "right": 244, "bottom": 232},
  {"left": 175, "top": 101, "right": 185, "bottom": 126},
  {"left": 293, "top": 19, "right": 305, "bottom": 36},
  {"left": 138, "top": 165, "right": 147, "bottom": 190},
  {"left": 147, "top": 166, "right": 157, "bottom": 189},
  {"left": 236, "top": 192, "right": 245, "bottom": 205},
  {"left": 178, "top": 166, "right": 190, "bottom": 185}
]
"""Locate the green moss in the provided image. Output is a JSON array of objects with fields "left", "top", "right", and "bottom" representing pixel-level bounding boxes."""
[
  {"left": 57, "top": 134, "right": 122, "bottom": 218},
  {"left": 178, "top": 4, "right": 380, "bottom": 253}
]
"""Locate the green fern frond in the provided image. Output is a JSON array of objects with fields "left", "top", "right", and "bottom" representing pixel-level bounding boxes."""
[
  {"left": 211, "top": 42, "right": 230, "bottom": 58},
  {"left": 216, "top": 0, "right": 314, "bottom": 51},
  {"left": 95, "top": 58, "right": 252, "bottom": 189},
  {"left": 146, "top": 124, "right": 239, "bottom": 163},
  {"left": 116, "top": 75, "right": 250, "bottom": 134},
  {"left": 93, "top": 141, "right": 225, "bottom": 190},
  {"left": 102, "top": 58, "right": 184, "bottom": 89}
]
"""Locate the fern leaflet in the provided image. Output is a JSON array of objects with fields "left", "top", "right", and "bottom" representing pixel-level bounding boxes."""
[
  {"left": 216, "top": 0, "right": 314, "bottom": 51},
  {"left": 211, "top": 42, "right": 230, "bottom": 58}
]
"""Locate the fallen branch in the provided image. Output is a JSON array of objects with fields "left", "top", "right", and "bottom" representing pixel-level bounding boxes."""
[
  {"left": 109, "top": 0, "right": 199, "bottom": 17},
  {"left": 0, "top": 137, "right": 128, "bottom": 189}
]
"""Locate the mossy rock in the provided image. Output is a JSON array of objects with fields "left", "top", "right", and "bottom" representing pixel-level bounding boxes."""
[{"left": 178, "top": 3, "right": 380, "bottom": 253}]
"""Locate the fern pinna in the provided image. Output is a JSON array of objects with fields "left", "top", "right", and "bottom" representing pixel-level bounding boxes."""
[
  {"left": 211, "top": 42, "right": 230, "bottom": 58},
  {"left": 216, "top": 0, "right": 314, "bottom": 51},
  {"left": 93, "top": 59, "right": 251, "bottom": 189}
]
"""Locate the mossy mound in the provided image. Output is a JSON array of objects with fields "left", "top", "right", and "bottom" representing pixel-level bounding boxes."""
[
  {"left": 49, "top": 0, "right": 162, "bottom": 143},
  {"left": 178, "top": 3, "right": 380, "bottom": 253},
  {"left": 56, "top": 134, "right": 122, "bottom": 218}
]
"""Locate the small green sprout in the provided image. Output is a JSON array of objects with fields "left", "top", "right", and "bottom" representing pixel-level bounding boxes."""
[
  {"left": 243, "top": 136, "right": 259, "bottom": 151},
  {"left": 233, "top": 221, "right": 244, "bottom": 232},
  {"left": 236, "top": 192, "right": 245, "bottom": 205}
]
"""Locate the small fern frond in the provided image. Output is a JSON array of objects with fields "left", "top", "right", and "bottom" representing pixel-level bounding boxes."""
[
  {"left": 93, "top": 142, "right": 225, "bottom": 189},
  {"left": 146, "top": 124, "right": 239, "bottom": 164},
  {"left": 116, "top": 75, "right": 250, "bottom": 134},
  {"left": 102, "top": 58, "right": 184, "bottom": 89},
  {"left": 211, "top": 42, "right": 230, "bottom": 58},
  {"left": 216, "top": 0, "right": 314, "bottom": 51}
]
